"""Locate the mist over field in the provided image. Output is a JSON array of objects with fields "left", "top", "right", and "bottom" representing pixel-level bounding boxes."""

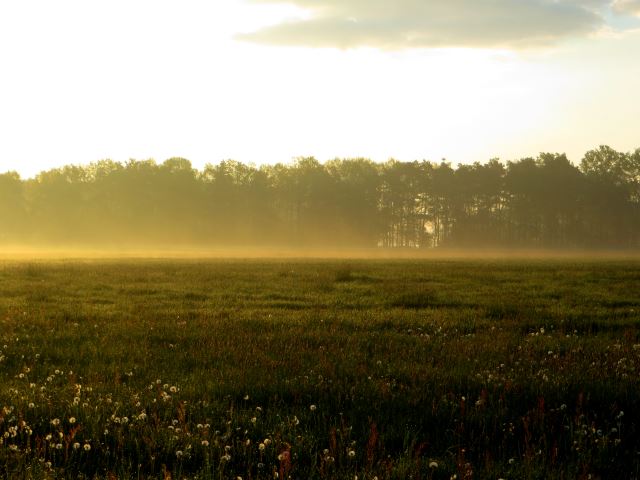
[{"left": 1, "top": 145, "right": 639, "bottom": 255}]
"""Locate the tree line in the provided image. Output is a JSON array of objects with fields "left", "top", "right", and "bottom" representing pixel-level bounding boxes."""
[{"left": 1, "top": 145, "right": 639, "bottom": 249}]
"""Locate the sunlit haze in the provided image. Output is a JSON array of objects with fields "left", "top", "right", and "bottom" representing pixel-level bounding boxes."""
[{"left": 1, "top": 0, "right": 639, "bottom": 178}]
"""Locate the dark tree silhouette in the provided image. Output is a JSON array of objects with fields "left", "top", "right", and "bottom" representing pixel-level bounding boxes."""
[{"left": 1, "top": 146, "right": 638, "bottom": 249}]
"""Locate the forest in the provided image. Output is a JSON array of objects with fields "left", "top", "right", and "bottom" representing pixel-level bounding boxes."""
[{"left": 0, "top": 145, "right": 638, "bottom": 249}]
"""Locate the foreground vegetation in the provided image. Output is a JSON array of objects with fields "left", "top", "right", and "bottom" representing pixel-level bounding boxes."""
[{"left": 0, "top": 258, "right": 639, "bottom": 479}]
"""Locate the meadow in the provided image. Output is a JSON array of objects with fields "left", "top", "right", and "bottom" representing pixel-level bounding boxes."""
[{"left": 0, "top": 258, "right": 639, "bottom": 479}]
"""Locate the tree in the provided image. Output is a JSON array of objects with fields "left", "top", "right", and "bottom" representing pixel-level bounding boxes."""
[
  {"left": 580, "top": 147, "right": 639, "bottom": 247},
  {"left": 325, "top": 158, "right": 382, "bottom": 246},
  {"left": 0, "top": 171, "right": 25, "bottom": 242},
  {"left": 1, "top": 147, "right": 638, "bottom": 249}
]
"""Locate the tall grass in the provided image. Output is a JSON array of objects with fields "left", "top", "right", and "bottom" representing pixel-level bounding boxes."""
[{"left": 0, "top": 259, "right": 638, "bottom": 478}]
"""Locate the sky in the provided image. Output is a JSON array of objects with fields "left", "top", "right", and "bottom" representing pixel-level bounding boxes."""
[{"left": 0, "top": 0, "right": 639, "bottom": 179}]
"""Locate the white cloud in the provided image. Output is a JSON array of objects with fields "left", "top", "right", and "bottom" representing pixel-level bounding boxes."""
[
  {"left": 238, "top": 0, "right": 635, "bottom": 49},
  {"left": 613, "top": 0, "right": 640, "bottom": 14}
]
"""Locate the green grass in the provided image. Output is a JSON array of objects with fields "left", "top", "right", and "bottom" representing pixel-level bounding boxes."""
[{"left": 0, "top": 258, "right": 639, "bottom": 479}]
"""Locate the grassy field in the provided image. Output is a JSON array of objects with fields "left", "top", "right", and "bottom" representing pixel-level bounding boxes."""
[{"left": 0, "top": 258, "right": 639, "bottom": 479}]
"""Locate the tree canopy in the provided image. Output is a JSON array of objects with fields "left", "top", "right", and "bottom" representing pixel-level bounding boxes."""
[{"left": 1, "top": 146, "right": 638, "bottom": 249}]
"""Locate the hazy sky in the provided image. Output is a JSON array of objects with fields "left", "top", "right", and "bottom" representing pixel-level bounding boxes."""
[{"left": 0, "top": 0, "right": 638, "bottom": 178}]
